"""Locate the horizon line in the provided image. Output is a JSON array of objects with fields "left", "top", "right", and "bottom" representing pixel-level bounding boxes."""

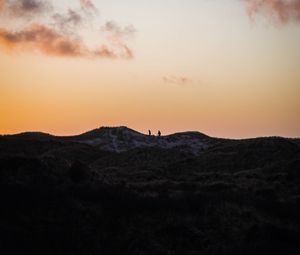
[{"left": 1, "top": 125, "right": 299, "bottom": 140}]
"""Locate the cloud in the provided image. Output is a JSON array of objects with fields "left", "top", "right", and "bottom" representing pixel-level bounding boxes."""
[
  {"left": 0, "top": 1, "right": 135, "bottom": 59},
  {"left": 52, "top": 9, "right": 83, "bottom": 31},
  {"left": 0, "top": 23, "right": 134, "bottom": 59},
  {"left": 92, "top": 42, "right": 133, "bottom": 60},
  {"left": 93, "top": 46, "right": 117, "bottom": 58},
  {"left": 244, "top": 0, "right": 300, "bottom": 24},
  {"left": 101, "top": 21, "right": 136, "bottom": 59},
  {"left": 102, "top": 21, "right": 136, "bottom": 38},
  {"left": 1, "top": 0, "right": 52, "bottom": 17},
  {"left": 163, "top": 76, "right": 193, "bottom": 85},
  {"left": 0, "top": 0, "right": 5, "bottom": 13},
  {"left": 80, "top": 0, "right": 97, "bottom": 13},
  {"left": 0, "top": 24, "right": 83, "bottom": 57}
]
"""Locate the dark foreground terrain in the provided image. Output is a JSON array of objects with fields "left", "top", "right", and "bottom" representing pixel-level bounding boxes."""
[{"left": 0, "top": 127, "right": 300, "bottom": 254}]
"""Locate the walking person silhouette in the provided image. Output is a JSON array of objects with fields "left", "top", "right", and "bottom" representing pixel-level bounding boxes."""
[{"left": 158, "top": 130, "right": 161, "bottom": 137}]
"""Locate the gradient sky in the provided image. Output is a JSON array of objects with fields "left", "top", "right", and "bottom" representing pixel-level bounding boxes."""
[{"left": 0, "top": 0, "right": 300, "bottom": 138}]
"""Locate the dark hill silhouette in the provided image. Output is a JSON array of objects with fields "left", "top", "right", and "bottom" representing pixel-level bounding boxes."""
[
  {"left": 0, "top": 126, "right": 300, "bottom": 254},
  {"left": 2, "top": 126, "right": 214, "bottom": 154}
]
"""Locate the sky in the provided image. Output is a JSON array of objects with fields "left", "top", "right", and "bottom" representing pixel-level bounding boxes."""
[{"left": 0, "top": 0, "right": 300, "bottom": 138}]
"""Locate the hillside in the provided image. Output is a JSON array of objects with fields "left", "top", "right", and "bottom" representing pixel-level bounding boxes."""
[{"left": 0, "top": 127, "right": 300, "bottom": 254}]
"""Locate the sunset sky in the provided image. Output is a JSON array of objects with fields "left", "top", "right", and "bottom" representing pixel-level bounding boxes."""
[{"left": 0, "top": 0, "right": 300, "bottom": 138}]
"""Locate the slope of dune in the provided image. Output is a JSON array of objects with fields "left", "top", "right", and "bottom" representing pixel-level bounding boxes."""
[{"left": 0, "top": 127, "right": 300, "bottom": 254}]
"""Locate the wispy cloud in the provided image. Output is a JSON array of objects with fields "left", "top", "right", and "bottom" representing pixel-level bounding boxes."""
[
  {"left": 80, "top": 0, "right": 97, "bottom": 13},
  {"left": 162, "top": 76, "right": 193, "bottom": 85},
  {"left": 100, "top": 21, "right": 136, "bottom": 59},
  {"left": 0, "top": 0, "right": 5, "bottom": 13},
  {"left": 0, "top": 23, "right": 134, "bottom": 59},
  {"left": 1, "top": 0, "right": 52, "bottom": 17},
  {"left": 102, "top": 21, "right": 136, "bottom": 38},
  {"left": 244, "top": 0, "right": 300, "bottom": 24},
  {"left": 0, "top": 24, "right": 83, "bottom": 57},
  {"left": 52, "top": 9, "right": 83, "bottom": 31},
  {"left": 0, "top": 0, "right": 135, "bottom": 59}
]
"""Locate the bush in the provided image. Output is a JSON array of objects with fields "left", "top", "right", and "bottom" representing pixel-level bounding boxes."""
[{"left": 68, "top": 161, "right": 90, "bottom": 183}]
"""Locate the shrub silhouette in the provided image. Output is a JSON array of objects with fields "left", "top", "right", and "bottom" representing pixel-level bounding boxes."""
[{"left": 68, "top": 161, "right": 89, "bottom": 183}]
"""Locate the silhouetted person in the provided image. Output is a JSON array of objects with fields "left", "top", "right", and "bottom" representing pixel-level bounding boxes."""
[
  {"left": 158, "top": 130, "right": 161, "bottom": 137},
  {"left": 148, "top": 130, "right": 151, "bottom": 136}
]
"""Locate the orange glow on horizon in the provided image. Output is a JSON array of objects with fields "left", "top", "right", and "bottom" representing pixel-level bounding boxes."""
[{"left": 1, "top": 1, "right": 299, "bottom": 138}]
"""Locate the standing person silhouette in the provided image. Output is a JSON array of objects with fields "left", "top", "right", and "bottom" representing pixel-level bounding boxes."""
[
  {"left": 158, "top": 130, "right": 161, "bottom": 137},
  {"left": 148, "top": 130, "right": 151, "bottom": 136}
]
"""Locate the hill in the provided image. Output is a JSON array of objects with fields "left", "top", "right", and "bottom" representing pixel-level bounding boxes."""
[{"left": 0, "top": 127, "right": 300, "bottom": 254}]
